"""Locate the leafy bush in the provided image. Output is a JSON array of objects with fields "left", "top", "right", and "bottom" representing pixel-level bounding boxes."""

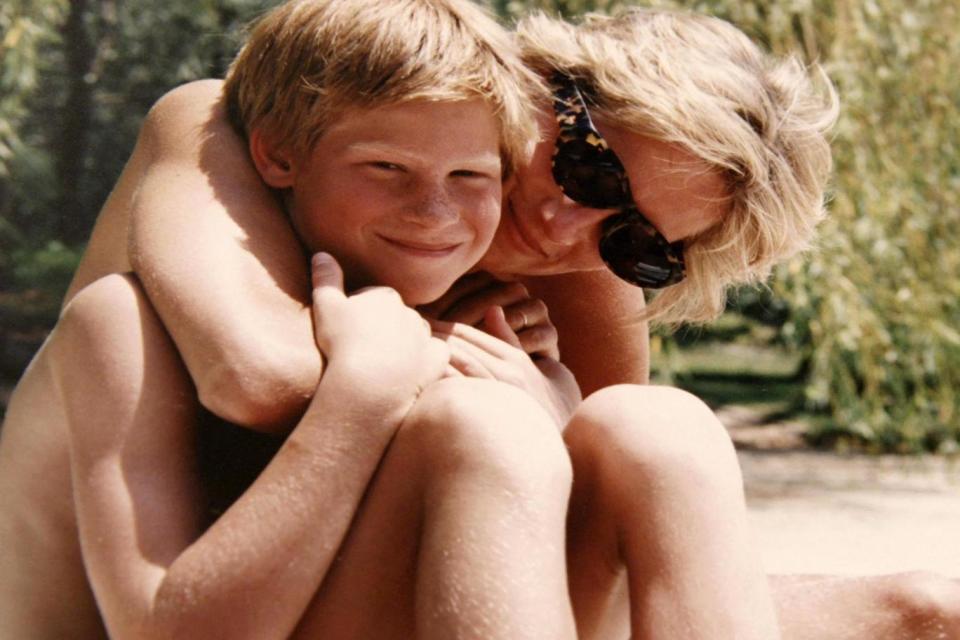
[
  {"left": 11, "top": 240, "right": 82, "bottom": 292},
  {"left": 0, "top": 241, "right": 81, "bottom": 333},
  {"left": 770, "top": 0, "right": 960, "bottom": 452}
]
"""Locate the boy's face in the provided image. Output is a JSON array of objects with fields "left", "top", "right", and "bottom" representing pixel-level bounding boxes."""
[{"left": 259, "top": 99, "right": 503, "bottom": 305}]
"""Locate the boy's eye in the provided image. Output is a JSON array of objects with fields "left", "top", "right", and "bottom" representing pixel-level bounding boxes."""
[
  {"left": 369, "top": 161, "right": 403, "bottom": 171},
  {"left": 450, "top": 169, "right": 493, "bottom": 179}
]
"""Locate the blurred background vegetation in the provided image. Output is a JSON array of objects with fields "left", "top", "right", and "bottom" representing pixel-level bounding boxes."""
[{"left": 1, "top": 0, "right": 957, "bottom": 453}]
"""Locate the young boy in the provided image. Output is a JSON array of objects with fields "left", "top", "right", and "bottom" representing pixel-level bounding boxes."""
[{"left": 0, "top": 1, "right": 580, "bottom": 638}]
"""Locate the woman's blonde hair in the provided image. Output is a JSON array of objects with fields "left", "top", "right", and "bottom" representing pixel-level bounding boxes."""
[
  {"left": 517, "top": 8, "right": 838, "bottom": 325},
  {"left": 224, "top": 0, "right": 544, "bottom": 175}
]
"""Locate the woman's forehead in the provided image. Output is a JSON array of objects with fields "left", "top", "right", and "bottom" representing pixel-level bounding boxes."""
[{"left": 599, "top": 126, "right": 730, "bottom": 241}]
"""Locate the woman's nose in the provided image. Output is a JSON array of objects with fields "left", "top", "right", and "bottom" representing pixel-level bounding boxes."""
[{"left": 542, "top": 198, "right": 614, "bottom": 247}]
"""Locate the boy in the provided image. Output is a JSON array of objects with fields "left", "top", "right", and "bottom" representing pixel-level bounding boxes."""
[{"left": 0, "top": 1, "right": 579, "bottom": 637}]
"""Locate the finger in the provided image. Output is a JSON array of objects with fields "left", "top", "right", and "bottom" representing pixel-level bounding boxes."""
[
  {"left": 444, "top": 281, "right": 529, "bottom": 326},
  {"left": 500, "top": 298, "right": 548, "bottom": 334},
  {"left": 427, "top": 317, "right": 457, "bottom": 338},
  {"left": 439, "top": 281, "right": 531, "bottom": 326},
  {"left": 517, "top": 323, "right": 561, "bottom": 360},
  {"left": 443, "top": 320, "right": 521, "bottom": 360},
  {"left": 311, "top": 252, "right": 346, "bottom": 304},
  {"left": 446, "top": 340, "right": 496, "bottom": 379},
  {"left": 445, "top": 333, "right": 533, "bottom": 388},
  {"left": 482, "top": 305, "right": 523, "bottom": 350}
]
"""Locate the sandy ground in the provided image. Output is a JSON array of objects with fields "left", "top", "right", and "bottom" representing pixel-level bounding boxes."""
[{"left": 720, "top": 406, "right": 960, "bottom": 579}]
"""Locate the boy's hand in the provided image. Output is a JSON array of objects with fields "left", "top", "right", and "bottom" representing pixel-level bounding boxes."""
[
  {"left": 418, "top": 272, "right": 559, "bottom": 360},
  {"left": 432, "top": 317, "right": 581, "bottom": 430},
  {"left": 311, "top": 253, "right": 449, "bottom": 410}
]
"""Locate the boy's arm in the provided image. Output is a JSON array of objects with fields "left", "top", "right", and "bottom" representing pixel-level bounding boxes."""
[
  {"left": 130, "top": 79, "right": 318, "bottom": 432},
  {"left": 56, "top": 261, "right": 447, "bottom": 640},
  {"left": 519, "top": 269, "right": 650, "bottom": 395}
]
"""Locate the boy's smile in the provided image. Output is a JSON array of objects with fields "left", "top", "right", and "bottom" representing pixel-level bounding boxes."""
[{"left": 255, "top": 99, "right": 503, "bottom": 305}]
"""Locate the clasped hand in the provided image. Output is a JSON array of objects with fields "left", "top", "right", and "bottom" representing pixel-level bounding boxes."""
[
  {"left": 310, "top": 256, "right": 580, "bottom": 430},
  {"left": 420, "top": 272, "right": 582, "bottom": 429}
]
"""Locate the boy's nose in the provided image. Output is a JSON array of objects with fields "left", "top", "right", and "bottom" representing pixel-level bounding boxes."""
[{"left": 403, "top": 188, "right": 459, "bottom": 227}]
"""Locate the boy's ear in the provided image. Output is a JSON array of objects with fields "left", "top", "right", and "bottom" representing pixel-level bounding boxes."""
[{"left": 249, "top": 129, "right": 297, "bottom": 188}]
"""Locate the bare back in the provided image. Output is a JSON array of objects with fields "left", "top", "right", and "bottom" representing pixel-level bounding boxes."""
[
  {"left": 0, "top": 96, "right": 152, "bottom": 638},
  {"left": 0, "top": 344, "right": 107, "bottom": 637}
]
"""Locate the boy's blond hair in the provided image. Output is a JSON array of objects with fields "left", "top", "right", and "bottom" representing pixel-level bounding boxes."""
[
  {"left": 517, "top": 9, "right": 838, "bottom": 325},
  {"left": 224, "top": 0, "right": 543, "bottom": 176}
]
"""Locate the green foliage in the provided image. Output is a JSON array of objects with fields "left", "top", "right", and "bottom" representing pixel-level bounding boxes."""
[
  {"left": 769, "top": 0, "right": 960, "bottom": 452},
  {"left": 0, "top": 241, "right": 82, "bottom": 335},
  {"left": 1, "top": 0, "right": 265, "bottom": 254},
  {"left": 0, "top": 0, "right": 68, "bottom": 180},
  {"left": 10, "top": 240, "right": 82, "bottom": 292},
  {"left": 683, "top": 0, "right": 960, "bottom": 453},
  {"left": 1, "top": 0, "right": 67, "bottom": 289}
]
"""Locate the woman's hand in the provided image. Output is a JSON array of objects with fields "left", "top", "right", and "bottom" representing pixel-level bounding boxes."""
[
  {"left": 418, "top": 272, "right": 559, "bottom": 360},
  {"left": 432, "top": 315, "right": 581, "bottom": 430}
]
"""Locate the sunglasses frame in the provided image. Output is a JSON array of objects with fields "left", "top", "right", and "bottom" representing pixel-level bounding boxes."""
[{"left": 551, "top": 74, "right": 686, "bottom": 289}]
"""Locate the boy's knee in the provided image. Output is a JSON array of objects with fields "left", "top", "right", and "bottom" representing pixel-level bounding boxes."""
[
  {"left": 56, "top": 274, "right": 149, "bottom": 347},
  {"left": 567, "top": 384, "right": 738, "bottom": 485},
  {"left": 52, "top": 274, "right": 182, "bottom": 393},
  {"left": 886, "top": 572, "right": 960, "bottom": 633},
  {"left": 399, "top": 377, "right": 572, "bottom": 493}
]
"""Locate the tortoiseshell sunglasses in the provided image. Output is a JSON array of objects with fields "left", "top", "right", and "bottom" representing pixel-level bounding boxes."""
[{"left": 551, "top": 74, "right": 686, "bottom": 289}]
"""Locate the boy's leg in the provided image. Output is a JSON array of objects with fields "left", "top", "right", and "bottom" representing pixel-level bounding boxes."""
[
  {"left": 55, "top": 275, "right": 575, "bottom": 638},
  {"left": 292, "top": 376, "right": 577, "bottom": 640},
  {"left": 50, "top": 274, "right": 207, "bottom": 635},
  {"left": 772, "top": 572, "right": 960, "bottom": 639},
  {"left": 563, "top": 384, "right": 780, "bottom": 640}
]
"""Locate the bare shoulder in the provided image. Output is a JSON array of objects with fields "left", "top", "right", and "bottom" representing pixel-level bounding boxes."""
[
  {"left": 523, "top": 269, "right": 647, "bottom": 317},
  {"left": 522, "top": 270, "right": 650, "bottom": 392},
  {"left": 141, "top": 79, "right": 230, "bottom": 159}
]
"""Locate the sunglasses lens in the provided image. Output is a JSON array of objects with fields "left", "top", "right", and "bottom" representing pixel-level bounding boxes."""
[
  {"left": 553, "top": 141, "right": 628, "bottom": 209},
  {"left": 600, "top": 217, "right": 684, "bottom": 288},
  {"left": 550, "top": 75, "right": 685, "bottom": 289}
]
